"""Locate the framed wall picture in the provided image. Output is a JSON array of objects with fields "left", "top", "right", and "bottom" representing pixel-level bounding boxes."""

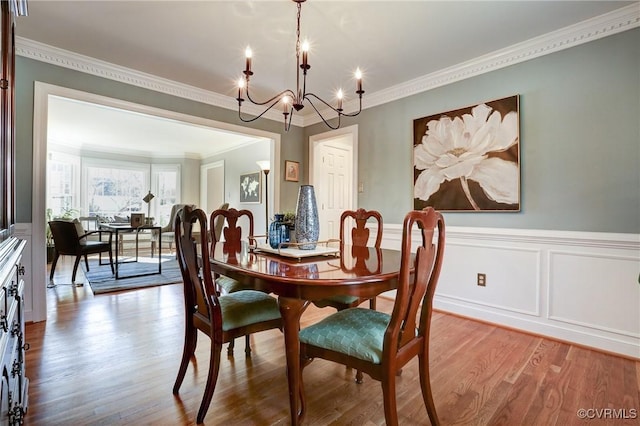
[
  {"left": 413, "top": 95, "right": 520, "bottom": 212},
  {"left": 240, "top": 171, "right": 261, "bottom": 203},
  {"left": 285, "top": 160, "right": 299, "bottom": 182}
]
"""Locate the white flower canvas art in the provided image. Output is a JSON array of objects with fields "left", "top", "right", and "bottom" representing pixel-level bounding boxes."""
[{"left": 413, "top": 95, "right": 520, "bottom": 211}]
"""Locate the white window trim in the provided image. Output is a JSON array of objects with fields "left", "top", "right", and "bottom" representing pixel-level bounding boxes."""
[
  {"left": 47, "top": 151, "right": 81, "bottom": 215},
  {"left": 150, "top": 163, "right": 181, "bottom": 222}
]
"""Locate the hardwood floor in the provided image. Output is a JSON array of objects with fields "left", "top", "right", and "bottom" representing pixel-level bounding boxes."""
[{"left": 25, "top": 256, "right": 639, "bottom": 425}]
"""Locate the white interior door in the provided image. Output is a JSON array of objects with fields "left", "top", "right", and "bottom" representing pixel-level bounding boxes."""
[
  {"left": 201, "top": 161, "right": 225, "bottom": 213},
  {"left": 310, "top": 126, "right": 358, "bottom": 243},
  {"left": 317, "top": 142, "right": 351, "bottom": 241}
]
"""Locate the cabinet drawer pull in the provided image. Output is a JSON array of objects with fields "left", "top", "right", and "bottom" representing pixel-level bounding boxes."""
[
  {"left": 11, "top": 359, "right": 21, "bottom": 378},
  {"left": 10, "top": 321, "right": 21, "bottom": 339},
  {"left": 8, "top": 404, "right": 26, "bottom": 424},
  {"left": 0, "top": 315, "right": 7, "bottom": 332},
  {"left": 8, "top": 281, "right": 18, "bottom": 297}
]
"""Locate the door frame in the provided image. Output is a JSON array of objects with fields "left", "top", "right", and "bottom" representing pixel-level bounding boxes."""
[
  {"left": 32, "top": 82, "right": 280, "bottom": 322},
  {"left": 200, "top": 160, "right": 225, "bottom": 211},
  {"left": 309, "top": 125, "right": 358, "bottom": 239}
]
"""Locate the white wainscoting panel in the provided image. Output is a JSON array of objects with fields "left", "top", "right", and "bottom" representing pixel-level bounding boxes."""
[
  {"left": 548, "top": 250, "right": 639, "bottom": 337},
  {"left": 438, "top": 243, "right": 540, "bottom": 316},
  {"left": 377, "top": 224, "right": 640, "bottom": 359}
]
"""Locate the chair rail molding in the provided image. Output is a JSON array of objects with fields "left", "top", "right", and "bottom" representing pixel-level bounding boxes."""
[{"left": 375, "top": 224, "right": 640, "bottom": 359}]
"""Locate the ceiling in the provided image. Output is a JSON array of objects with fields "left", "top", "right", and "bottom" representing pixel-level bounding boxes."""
[
  {"left": 46, "top": 96, "right": 266, "bottom": 158},
  {"left": 16, "top": 0, "right": 637, "bottom": 157}
]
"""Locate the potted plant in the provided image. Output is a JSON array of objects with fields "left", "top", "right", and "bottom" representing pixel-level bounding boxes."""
[
  {"left": 283, "top": 211, "right": 296, "bottom": 228},
  {"left": 283, "top": 211, "right": 296, "bottom": 243}
]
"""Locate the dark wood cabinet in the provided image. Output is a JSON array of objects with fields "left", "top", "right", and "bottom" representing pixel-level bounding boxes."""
[
  {"left": 0, "top": 2, "right": 28, "bottom": 424},
  {"left": 0, "top": 239, "right": 27, "bottom": 425},
  {"left": 0, "top": 1, "right": 15, "bottom": 243}
]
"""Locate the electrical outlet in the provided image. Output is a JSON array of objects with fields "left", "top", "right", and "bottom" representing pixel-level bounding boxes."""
[{"left": 477, "top": 273, "right": 486, "bottom": 286}]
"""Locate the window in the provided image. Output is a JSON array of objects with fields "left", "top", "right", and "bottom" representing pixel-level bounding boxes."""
[
  {"left": 46, "top": 154, "right": 181, "bottom": 224},
  {"left": 82, "top": 159, "right": 149, "bottom": 219},
  {"left": 151, "top": 164, "right": 180, "bottom": 227},
  {"left": 46, "top": 152, "right": 80, "bottom": 218}
]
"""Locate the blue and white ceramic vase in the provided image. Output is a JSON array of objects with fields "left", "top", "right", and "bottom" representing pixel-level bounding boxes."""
[
  {"left": 269, "top": 214, "right": 290, "bottom": 249},
  {"left": 294, "top": 185, "right": 319, "bottom": 250}
]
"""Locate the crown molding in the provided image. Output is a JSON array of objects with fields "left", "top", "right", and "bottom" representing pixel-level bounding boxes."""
[
  {"left": 304, "top": 3, "right": 640, "bottom": 127},
  {"left": 17, "top": 4, "right": 639, "bottom": 129},
  {"left": 16, "top": 37, "right": 305, "bottom": 129}
]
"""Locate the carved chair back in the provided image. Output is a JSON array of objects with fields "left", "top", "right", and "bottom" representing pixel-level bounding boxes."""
[{"left": 340, "top": 208, "right": 383, "bottom": 248}]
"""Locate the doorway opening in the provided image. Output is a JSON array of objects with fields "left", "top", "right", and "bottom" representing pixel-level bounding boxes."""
[
  {"left": 309, "top": 125, "right": 358, "bottom": 242},
  {"left": 32, "top": 82, "right": 280, "bottom": 322}
]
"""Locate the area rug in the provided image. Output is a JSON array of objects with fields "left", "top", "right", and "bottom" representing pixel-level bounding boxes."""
[{"left": 81, "top": 255, "right": 182, "bottom": 294}]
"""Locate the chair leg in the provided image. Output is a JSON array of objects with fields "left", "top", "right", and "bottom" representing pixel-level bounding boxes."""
[
  {"left": 84, "top": 254, "right": 90, "bottom": 271},
  {"left": 381, "top": 373, "right": 399, "bottom": 426},
  {"left": 369, "top": 296, "right": 377, "bottom": 310},
  {"left": 355, "top": 370, "right": 364, "bottom": 384},
  {"left": 244, "top": 334, "right": 251, "bottom": 357},
  {"left": 108, "top": 247, "right": 114, "bottom": 274},
  {"left": 49, "top": 252, "right": 59, "bottom": 280},
  {"left": 227, "top": 339, "right": 234, "bottom": 356},
  {"left": 196, "top": 340, "right": 222, "bottom": 424},
  {"left": 418, "top": 351, "right": 440, "bottom": 426},
  {"left": 48, "top": 252, "right": 60, "bottom": 286},
  {"left": 173, "top": 326, "right": 197, "bottom": 394},
  {"left": 72, "top": 255, "right": 83, "bottom": 286}
]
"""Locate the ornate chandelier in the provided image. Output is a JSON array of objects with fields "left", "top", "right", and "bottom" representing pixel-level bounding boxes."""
[{"left": 236, "top": 0, "right": 364, "bottom": 131}]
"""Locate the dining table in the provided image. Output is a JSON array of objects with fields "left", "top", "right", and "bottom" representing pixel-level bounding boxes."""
[
  {"left": 98, "top": 222, "right": 162, "bottom": 279},
  {"left": 209, "top": 242, "right": 407, "bottom": 425}
]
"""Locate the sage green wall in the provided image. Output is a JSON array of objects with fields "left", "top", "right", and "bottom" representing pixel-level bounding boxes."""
[
  {"left": 17, "top": 27, "right": 639, "bottom": 233},
  {"left": 305, "top": 28, "right": 640, "bottom": 233},
  {"left": 202, "top": 140, "right": 271, "bottom": 233},
  {"left": 15, "top": 57, "right": 304, "bottom": 223}
]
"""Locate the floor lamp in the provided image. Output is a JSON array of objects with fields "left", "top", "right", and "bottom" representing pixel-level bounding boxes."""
[
  {"left": 256, "top": 160, "right": 270, "bottom": 241},
  {"left": 143, "top": 190, "right": 154, "bottom": 223}
]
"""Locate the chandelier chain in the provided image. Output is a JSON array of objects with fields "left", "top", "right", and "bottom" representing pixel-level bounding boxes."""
[{"left": 295, "top": 1, "right": 302, "bottom": 104}]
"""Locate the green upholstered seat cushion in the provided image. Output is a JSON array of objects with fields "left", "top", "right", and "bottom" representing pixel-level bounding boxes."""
[
  {"left": 318, "top": 294, "right": 360, "bottom": 305},
  {"left": 216, "top": 275, "right": 251, "bottom": 294},
  {"left": 299, "top": 308, "right": 391, "bottom": 364},
  {"left": 219, "top": 290, "right": 281, "bottom": 331}
]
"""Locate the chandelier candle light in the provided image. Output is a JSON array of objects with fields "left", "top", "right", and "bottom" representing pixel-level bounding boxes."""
[{"left": 236, "top": 0, "right": 364, "bottom": 131}]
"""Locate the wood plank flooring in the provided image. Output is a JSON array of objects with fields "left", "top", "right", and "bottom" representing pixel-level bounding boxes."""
[{"left": 24, "top": 256, "right": 640, "bottom": 425}]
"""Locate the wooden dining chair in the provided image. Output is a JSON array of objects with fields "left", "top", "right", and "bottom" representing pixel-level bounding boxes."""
[
  {"left": 299, "top": 207, "right": 445, "bottom": 426},
  {"left": 172, "top": 205, "right": 282, "bottom": 424},
  {"left": 312, "top": 208, "right": 383, "bottom": 383},
  {"left": 312, "top": 208, "right": 383, "bottom": 312},
  {"left": 209, "top": 207, "right": 259, "bottom": 356}
]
